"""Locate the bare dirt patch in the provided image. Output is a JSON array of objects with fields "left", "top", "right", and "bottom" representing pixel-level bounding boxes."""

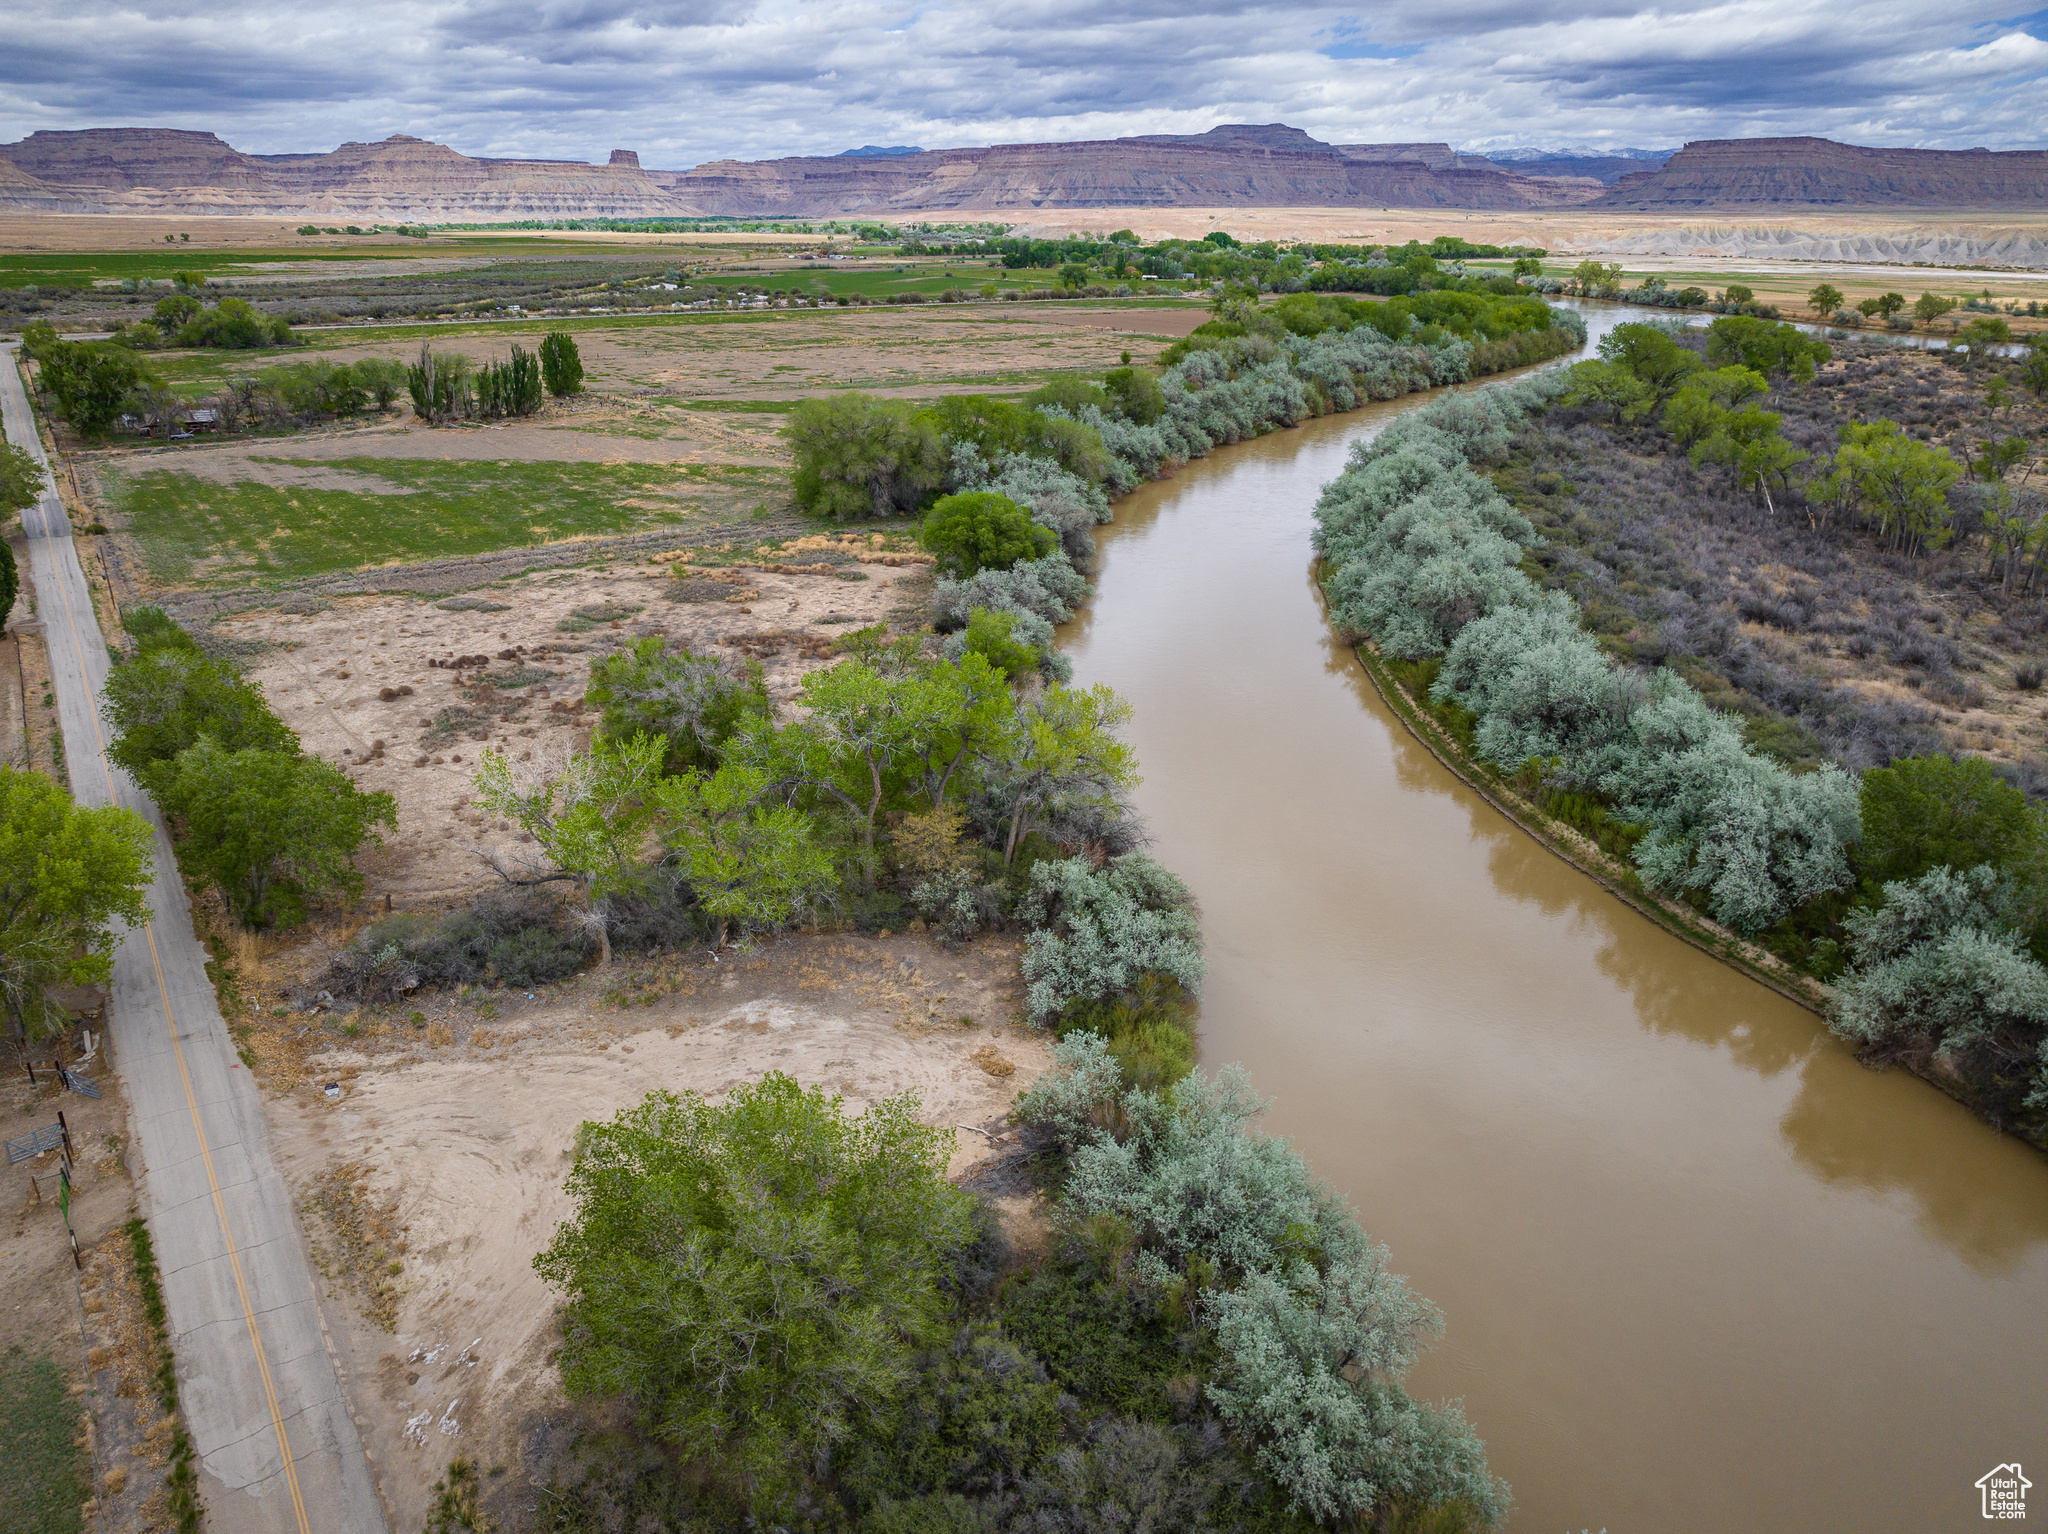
[
  {"left": 257, "top": 928, "right": 1050, "bottom": 1532},
  {"left": 213, "top": 537, "right": 931, "bottom": 902}
]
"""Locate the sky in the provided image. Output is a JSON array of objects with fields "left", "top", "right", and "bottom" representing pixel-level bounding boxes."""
[{"left": 2, "top": 0, "right": 2045, "bottom": 167}]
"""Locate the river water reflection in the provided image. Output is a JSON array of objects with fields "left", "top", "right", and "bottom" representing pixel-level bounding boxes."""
[{"left": 1057, "top": 325, "right": 2048, "bottom": 1531}]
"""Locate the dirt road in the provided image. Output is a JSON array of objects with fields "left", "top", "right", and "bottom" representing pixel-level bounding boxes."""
[{"left": 3, "top": 347, "right": 386, "bottom": 1534}]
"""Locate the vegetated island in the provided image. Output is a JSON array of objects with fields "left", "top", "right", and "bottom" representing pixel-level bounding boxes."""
[{"left": 1313, "top": 317, "right": 2048, "bottom": 1149}]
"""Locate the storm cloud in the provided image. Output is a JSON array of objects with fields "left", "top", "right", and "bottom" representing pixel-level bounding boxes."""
[{"left": 2, "top": 0, "right": 2043, "bottom": 165}]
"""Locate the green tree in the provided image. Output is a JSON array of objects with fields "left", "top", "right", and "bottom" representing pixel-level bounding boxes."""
[
  {"left": 1511, "top": 256, "right": 1542, "bottom": 278},
  {"left": 173, "top": 298, "right": 293, "bottom": 348},
  {"left": 103, "top": 648, "right": 298, "bottom": 793},
  {"left": 1806, "top": 283, "right": 1845, "bottom": 318},
  {"left": 954, "top": 608, "right": 1042, "bottom": 681},
  {"left": 1705, "top": 315, "right": 1830, "bottom": 380},
  {"left": 2023, "top": 337, "right": 2048, "bottom": 400},
  {"left": 1722, "top": 283, "right": 1754, "bottom": 307},
  {"left": 37, "top": 342, "right": 155, "bottom": 434},
  {"left": 0, "top": 439, "right": 43, "bottom": 518},
  {"left": 1859, "top": 755, "right": 2038, "bottom": 887},
  {"left": 473, "top": 734, "right": 666, "bottom": 963},
  {"left": 1874, "top": 291, "right": 1906, "bottom": 318},
  {"left": 1597, "top": 322, "right": 1703, "bottom": 403},
  {"left": 407, "top": 342, "right": 473, "bottom": 425},
  {"left": 585, "top": 637, "right": 768, "bottom": 776},
  {"left": 1561, "top": 359, "right": 1654, "bottom": 425},
  {"left": 1689, "top": 405, "right": 1808, "bottom": 512},
  {"left": 1827, "top": 419, "right": 1963, "bottom": 554},
  {"left": 1101, "top": 366, "right": 1164, "bottom": 424},
  {"left": 982, "top": 682, "right": 1139, "bottom": 864},
  {"left": 350, "top": 357, "right": 409, "bottom": 410},
  {"left": 153, "top": 293, "right": 201, "bottom": 329},
  {"left": 532, "top": 1076, "right": 974, "bottom": 1505},
  {"left": 156, "top": 740, "right": 394, "bottom": 928},
  {"left": 1058, "top": 263, "right": 1090, "bottom": 291},
  {"left": 919, "top": 491, "right": 1055, "bottom": 577},
  {"left": 1570, "top": 259, "right": 1623, "bottom": 297},
  {"left": 1957, "top": 315, "right": 2012, "bottom": 362},
  {"left": 0, "top": 767, "right": 154, "bottom": 1043},
  {"left": 786, "top": 394, "right": 946, "bottom": 519},
  {"left": 1912, "top": 292, "right": 1957, "bottom": 327},
  {"left": 0, "top": 543, "right": 14, "bottom": 632},
  {"left": 539, "top": 331, "right": 584, "bottom": 396},
  {"left": 652, "top": 763, "right": 836, "bottom": 945}
]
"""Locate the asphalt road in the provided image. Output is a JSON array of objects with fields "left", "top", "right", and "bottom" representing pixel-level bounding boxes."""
[{"left": 3, "top": 349, "right": 386, "bottom": 1534}]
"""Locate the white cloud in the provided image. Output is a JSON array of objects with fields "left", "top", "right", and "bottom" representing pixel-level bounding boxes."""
[{"left": 0, "top": 0, "right": 2041, "bottom": 163}]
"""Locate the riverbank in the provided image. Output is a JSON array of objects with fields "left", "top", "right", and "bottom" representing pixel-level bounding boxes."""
[{"left": 1343, "top": 619, "right": 1834, "bottom": 1016}]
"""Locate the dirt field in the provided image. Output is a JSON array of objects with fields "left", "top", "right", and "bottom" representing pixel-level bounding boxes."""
[
  {"left": 117, "top": 302, "right": 1208, "bottom": 405},
  {"left": 248, "top": 927, "right": 1051, "bottom": 1531},
  {"left": 209, "top": 537, "right": 930, "bottom": 902}
]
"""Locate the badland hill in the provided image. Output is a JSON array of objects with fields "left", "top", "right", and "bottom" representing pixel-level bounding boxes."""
[{"left": 0, "top": 124, "right": 2040, "bottom": 219}]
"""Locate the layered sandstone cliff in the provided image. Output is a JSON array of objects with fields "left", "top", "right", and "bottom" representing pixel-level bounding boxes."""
[
  {"left": 8, "top": 126, "right": 2033, "bottom": 220},
  {"left": 1596, "top": 137, "right": 2048, "bottom": 208},
  {"left": 0, "top": 128, "right": 677, "bottom": 218},
  {"left": 0, "top": 124, "right": 1596, "bottom": 218}
]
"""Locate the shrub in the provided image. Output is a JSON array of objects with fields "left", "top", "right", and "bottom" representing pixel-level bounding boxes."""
[
  {"left": 834, "top": 1326, "right": 1064, "bottom": 1508},
  {"left": 1101, "top": 366, "right": 1165, "bottom": 424},
  {"left": 920, "top": 491, "right": 1057, "bottom": 577},
  {"left": 1024, "top": 378, "right": 1111, "bottom": 414},
  {"left": 932, "top": 553, "right": 1092, "bottom": 631},
  {"left": 489, "top": 921, "right": 592, "bottom": 987},
  {"left": 1019, "top": 855, "right": 1205, "bottom": 1024},
  {"left": 1021, "top": 1059, "right": 1509, "bottom": 1527},
  {"left": 788, "top": 394, "right": 947, "bottom": 519},
  {"left": 1831, "top": 865, "right": 2048, "bottom": 1116},
  {"left": 943, "top": 607, "right": 1066, "bottom": 684},
  {"left": 998, "top": 1244, "right": 1195, "bottom": 1421},
  {"left": 585, "top": 637, "right": 768, "bottom": 775},
  {"left": 1012, "top": 1030, "right": 1127, "bottom": 1152},
  {"left": 1054, "top": 974, "right": 1198, "bottom": 1089}
]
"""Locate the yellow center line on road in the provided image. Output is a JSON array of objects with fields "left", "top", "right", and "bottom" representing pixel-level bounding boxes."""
[{"left": 37, "top": 495, "right": 314, "bottom": 1534}]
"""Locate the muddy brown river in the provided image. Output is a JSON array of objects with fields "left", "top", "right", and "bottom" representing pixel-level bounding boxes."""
[{"left": 1059, "top": 319, "right": 2048, "bottom": 1531}]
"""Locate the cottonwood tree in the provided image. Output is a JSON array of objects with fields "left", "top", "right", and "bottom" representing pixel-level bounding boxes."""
[
  {"left": 0, "top": 768, "right": 153, "bottom": 1045},
  {"left": 473, "top": 734, "right": 665, "bottom": 963},
  {"left": 651, "top": 763, "right": 835, "bottom": 945},
  {"left": 981, "top": 682, "right": 1139, "bottom": 865},
  {"left": 1807, "top": 283, "right": 1845, "bottom": 318},
  {"left": 155, "top": 741, "right": 393, "bottom": 929},
  {"left": 532, "top": 1077, "right": 973, "bottom": 1506},
  {"left": 1, "top": 438, "right": 44, "bottom": 519}
]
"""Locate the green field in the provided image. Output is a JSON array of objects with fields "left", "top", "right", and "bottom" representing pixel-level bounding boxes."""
[
  {"left": 0, "top": 1348, "right": 88, "bottom": 1534},
  {"left": 107, "top": 457, "right": 785, "bottom": 584},
  {"left": 0, "top": 235, "right": 751, "bottom": 290}
]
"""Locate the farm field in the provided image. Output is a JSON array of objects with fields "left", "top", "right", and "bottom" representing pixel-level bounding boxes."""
[{"left": 73, "top": 301, "right": 1201, "bottom": 591}]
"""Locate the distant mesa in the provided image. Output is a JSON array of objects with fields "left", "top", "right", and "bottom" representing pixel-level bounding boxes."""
[
  {"left": 0, "top": 125, "right": 2040, "bottom": 218},
  {"left": 1590, "top": 135, "right": 2048, "bottom": 207}
]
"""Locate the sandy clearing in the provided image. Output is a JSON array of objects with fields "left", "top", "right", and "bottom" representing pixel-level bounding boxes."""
[
  {"left": 220, "top": 548, "right": 929, "bottom": 901},
  {"left": 258, "top": 931, "right": 1051, "bottom": 1529}
]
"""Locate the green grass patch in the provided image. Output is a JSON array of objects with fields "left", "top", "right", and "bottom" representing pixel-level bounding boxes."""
[
  {"left": 106, "top": 458, "right": 781, "bottom": 585},
  {"left": 0, "top": 1347, "right": 89, "bottom": 1534}
]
